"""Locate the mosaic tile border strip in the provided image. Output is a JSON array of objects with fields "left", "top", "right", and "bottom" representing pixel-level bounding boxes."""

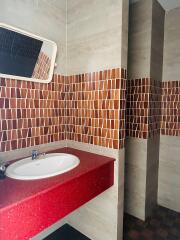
[
  {"left": 161, "top": 81, "right": 180, "bottom": 136},
  {"left": 1, "top": 72, "right": 179, "bottom": 151},
  {"left": 0, "top": 68, "right": 127, "bottom": 152},
  {"left": 66, "top": 68, "right": 127, "bottom": 149},
  {"left": 126, "top": 78, "right": 162, "bottom": 139}
]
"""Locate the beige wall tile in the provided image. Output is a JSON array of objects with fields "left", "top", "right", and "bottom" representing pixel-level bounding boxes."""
[
  {"left": 125, "top": 137, "right": 148, "bottom": 170},
  {"left": 128, "top": 0, "right": 152, "bottom": 79},
  {"left": 125, "top": 191, "right": 146, "bottom": 220},
  {"left": 163, "top": 7, "right": 180, "bottom": 81},
  {"left": 158, "top": 135, "right": 180, "bottom": 212},
  {"left": 146, "top": 135, "right": 160, "bottom": 217},
  {"left": 150, "top": 0, "right": 165, "bottom": 81},
  {"left": 67, "top": 0, "right": 126, "bottom": 75},
  {"left": 125, "top": 137, "right": 147, "bottom": 219}
]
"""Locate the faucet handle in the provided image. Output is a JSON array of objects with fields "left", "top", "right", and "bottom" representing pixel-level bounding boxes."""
[
  {"left": 32, "top": 150, "right": 39, "bottom": 160},
  {"left": 0, "top": 164, "right": 6, "bottom": 171},
  {"left": 32, "top": 150, "right": 45, "bottom": 160}
]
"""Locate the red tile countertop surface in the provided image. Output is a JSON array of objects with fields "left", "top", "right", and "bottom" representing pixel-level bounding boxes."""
[{"left": 0, "top": 148, "right": 115, "bottom": 240}]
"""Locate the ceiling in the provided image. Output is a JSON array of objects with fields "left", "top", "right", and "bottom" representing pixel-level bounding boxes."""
[{"left": 130, "top": 0, "right": 180, "bottom": 11}]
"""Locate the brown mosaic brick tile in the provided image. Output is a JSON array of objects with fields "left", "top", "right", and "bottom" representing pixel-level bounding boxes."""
[
  {"left": 0, "top": 68, "right": 127, "bottom": 152},
  {"left": 66, "top": 68, "right": 127, "bottom": 149},
  {"left": 126, "top": 78, "right": 180, "bottom": 139},
  {"left": 0, "top": 75, "right": 66, "bottom": 152},
  {"left": 126, "top": 78, "right": 162, "bottom": 139},
  {"left": 161, "top": 81, "right": 180, "bottom": 136}
]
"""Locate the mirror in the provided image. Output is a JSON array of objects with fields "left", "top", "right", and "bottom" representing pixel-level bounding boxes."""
[{"left": 0, "top": 23, "right": 57, "bottom": 83}]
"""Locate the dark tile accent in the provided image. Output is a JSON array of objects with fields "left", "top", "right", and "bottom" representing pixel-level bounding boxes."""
[{"left": 43, "top": 224, "right": 91, "bottom": 240}]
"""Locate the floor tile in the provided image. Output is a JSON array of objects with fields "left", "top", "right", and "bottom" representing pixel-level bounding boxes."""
[{"left": 123, "top": 206, "right": 180, "bottom": 240}]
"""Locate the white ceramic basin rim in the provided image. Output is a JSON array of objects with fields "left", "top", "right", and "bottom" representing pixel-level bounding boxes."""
[{"left": 6, "top": 153, "right": 80, "bottom": 180}]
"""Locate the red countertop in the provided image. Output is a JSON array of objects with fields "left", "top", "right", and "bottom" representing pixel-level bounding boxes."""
[{"left": 0, "top": 147, "right": 115, "bottom": 240}]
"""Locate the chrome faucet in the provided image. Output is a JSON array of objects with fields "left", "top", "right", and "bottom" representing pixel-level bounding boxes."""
[
  {"left": 0, "top": 159, "right": 7, "bottom": 179},
  {"left": 0, "top": 160, "right": 6, "bottom": 171},
  {"left": 32, "top": 150, "right": 46, "bottom": 160}
]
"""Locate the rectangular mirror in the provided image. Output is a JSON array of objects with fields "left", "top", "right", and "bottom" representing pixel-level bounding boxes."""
[{"left": 0, "top": 23, "right": 57, "bottom": 83}]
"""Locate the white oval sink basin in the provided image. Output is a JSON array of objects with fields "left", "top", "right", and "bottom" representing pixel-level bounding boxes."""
[{"left": 6, "top": 153, "right": 80, "bottom": 180}]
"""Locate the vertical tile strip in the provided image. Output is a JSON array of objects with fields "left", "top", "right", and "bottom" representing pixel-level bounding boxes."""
[
  {"left": 126, "top": 78, "right": 161, "bottom": 139},
  {"left": 161, "top": 81, "right": 180, "bottom": 136}
]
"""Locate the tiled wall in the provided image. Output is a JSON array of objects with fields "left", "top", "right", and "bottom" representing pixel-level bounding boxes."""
[
  {"left": 159, "top": 76, "right": 179, "bottom": 214},
  {"left": 126, "top": 78, "right": 180, "bottom": 140},
  {"left": 0, "top": 1, "right": 128, "bottom": 240},
  {"left": 0, "top": 75, "right": 66, "bottom": 152},
  {"left": 126, "top": 0, "right": 165, "bottom": 221},
  {"left": 161, "top": 81, "right": 180, "bottom": 136},
  {"left": 66, "top": 68, "right": 126, "bottom": 149},
  {"left": 67, "top": 0, "right": 126, "bottom": 75},
  {"left": 0, "top": 68, "right": 127, "bottom": 152},
  {"left": 158, "top": 6, "right": 180, "bottom": 213},
  {"left": 66, "top": 1, "right": 128, "bottom": 239},
  {"left": 4, "top": 74, "right": 180, "bottom": 152},
  {"left": 126, "top": 78, "right": 161, "bottom": 139}
]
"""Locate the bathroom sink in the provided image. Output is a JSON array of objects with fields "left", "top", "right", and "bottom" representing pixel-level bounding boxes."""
[{"left": 6, "top": 153, "right": 80, "bottom": 180}]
